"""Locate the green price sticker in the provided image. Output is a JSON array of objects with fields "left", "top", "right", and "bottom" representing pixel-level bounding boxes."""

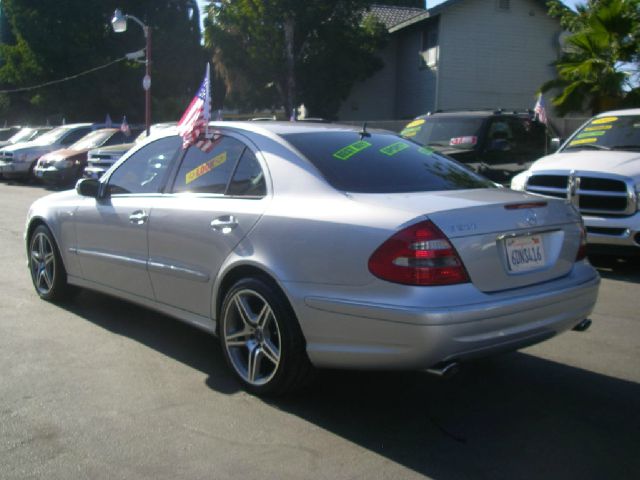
[
  {"left": 577, "top": 131, "right": 607, "bottom": 139},
  {"left": 380, "top": 142, "right": 409, "bottom": 156},
  {"left": 333, "top": 141, "right": 372, "bottom": 160},
  {"left": 400, "top": 126, "right": 421, "bottom": 137},
  {"left": 418, "top": 146, "right": 434, "bottom": 155}
]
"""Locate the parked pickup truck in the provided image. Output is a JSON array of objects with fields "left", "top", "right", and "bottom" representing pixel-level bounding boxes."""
[{"left": 511, "top": 108, "right": 640, "bottom": 257}]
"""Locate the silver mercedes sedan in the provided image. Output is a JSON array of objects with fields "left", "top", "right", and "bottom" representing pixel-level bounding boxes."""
[{"left": 25, "top": 122, "right": 600, "bottom": 395}]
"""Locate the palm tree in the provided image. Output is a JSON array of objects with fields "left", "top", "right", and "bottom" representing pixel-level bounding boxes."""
[{"left": 542, "top": 0, "right": 639, "bottom": 116}]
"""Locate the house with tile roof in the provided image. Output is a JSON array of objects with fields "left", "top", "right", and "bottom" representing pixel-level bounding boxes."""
[{"left": 338, "top": 0, "right": 562, "bottom": 120}]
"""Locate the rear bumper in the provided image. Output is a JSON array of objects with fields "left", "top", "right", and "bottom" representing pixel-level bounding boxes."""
[
  {"left": 288, "top": 268, "right": 600, "bottom": 370},
  {"left": 34, "top": 165, "right": 80, "bottom": 186},
  {"left": 0, "top": 160, "right": 31, "bottom": 179},
  {"left": 83, "top": 166, "right": 109, "bottom": 179}
]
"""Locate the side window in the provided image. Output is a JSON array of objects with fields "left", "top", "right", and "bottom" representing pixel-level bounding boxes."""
[
  {"left": 107, "top": 136, "right": 182, "bottom": 195},
  {"left": 487, "top": 119, "right": 512, "bottom": 142},
  {"left": 227, "top": 149, "right": 266, "bottom": 197},
  {"left": 61, "top": 127, "right": 91, "bottom": 145},
  {"left": 172, "top": 136, "right": 245, "bottom": 194},
  {"left": 507, "top": 117, "right": 546, "bottom": 156}
]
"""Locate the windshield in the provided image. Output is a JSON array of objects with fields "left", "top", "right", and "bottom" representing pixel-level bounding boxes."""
[
  {"left": 563, "top": 114, "right": 640, "bottom": 151},
  {"left": 7, "top": 128, "right": 38, "bottom": 144},
  {"left": 282, "top": 131, "right": 494, "bottom": 193},
  {"left": 70, "top": 130, "right": 114, "bottom": 150},
  {"left": 32, "top": 126, "right": 73, "bottom": 145},
  {"left": 401, "top": 117, "right": 485, "bottom": 150}
]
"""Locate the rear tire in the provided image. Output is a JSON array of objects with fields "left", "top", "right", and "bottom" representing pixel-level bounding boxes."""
[
  {"left": 219, "top": 277, "right": 313, "bottom": 396},
  {"left": 28, "top": 225, "right": 73, "bottom": 302}
]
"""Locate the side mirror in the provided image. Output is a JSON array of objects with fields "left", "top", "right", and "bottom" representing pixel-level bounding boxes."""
[
  {"left": 550, "top": 137, "right": 563, "bottom": 151},
  {"left": 76, "top": 178, "right": 100, "bottom": 198}
]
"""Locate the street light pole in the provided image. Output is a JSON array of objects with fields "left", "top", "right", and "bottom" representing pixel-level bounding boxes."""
[
  {"left": 111, "top": 9, "right": 152, "bottom": 137},
  {"left": 143, "top": 26, "right": 151, "bottom": 138}
]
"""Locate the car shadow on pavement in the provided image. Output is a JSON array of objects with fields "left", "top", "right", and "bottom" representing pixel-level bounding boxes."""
[
  {"left": 589, "top": 255, "right": 640, "bottom": 284},
  {"left": 61, "top": 289, "right": 240, "bottom": 395},
  {"left": 62, "top": 290, "right": 640, "bottom": 480},
  {"left": 272, "top": 357, "right": 640, "bottom": 479}
]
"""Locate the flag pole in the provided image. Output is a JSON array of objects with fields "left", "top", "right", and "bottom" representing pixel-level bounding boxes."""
[{"left": 204, "top": 63, "right": 211, "bottom": 139}]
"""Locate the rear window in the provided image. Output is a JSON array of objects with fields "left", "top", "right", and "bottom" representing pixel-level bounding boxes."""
[
  {"left": 401, "top": 117, "right": 485, "bottom": 150},
  {"left": 282, "top": 131, "right": 494, "bottom": 193}
]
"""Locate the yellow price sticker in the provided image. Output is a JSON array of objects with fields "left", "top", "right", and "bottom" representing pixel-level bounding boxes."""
[
  {"left": 400, "top": 126, "right": 420, "bottom": 137},
  {"left": 591, "top": 116, "right": 618, "bottom": 125},
  {"left": 405, "top": 119, "right": 425, "bottom": 128},
  {"left": 185, "top": 151, "right": 227, "bottom": 184},
  {"left": 569, "top": 137, "right": 598, "bottom": 146},
  {"left": 584, "top": 125, "right": 612, "bottom": 132}
]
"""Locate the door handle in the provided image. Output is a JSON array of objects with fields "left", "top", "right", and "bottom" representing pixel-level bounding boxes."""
[
  {"left": 210, "top": 215, "right": 238, "bottom": 233},
  {"left": 129, "top": 210, "right": 148, "bottom": 225}
]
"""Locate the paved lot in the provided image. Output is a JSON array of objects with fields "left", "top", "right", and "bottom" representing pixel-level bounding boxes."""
[{"left": 1, "top": 182, "right": 639, "bottom": 480}]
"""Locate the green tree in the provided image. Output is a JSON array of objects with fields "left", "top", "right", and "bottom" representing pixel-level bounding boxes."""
[
  {"left": 204, "top": 0, "right": 388, "bottom": 119},
  {"left": 0, "top": 0, "right": 205, "bottom": 124},
  {"left": 542, "top": 0, "right": 640, "bottom": 115}
]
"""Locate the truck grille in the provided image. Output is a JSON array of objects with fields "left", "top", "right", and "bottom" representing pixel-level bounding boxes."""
[
  {"left": 87, "top": 160, "right": 114, "bottom": 168},
  {"left": 525, "top": 172, "right": 636, "bottom": 216}
]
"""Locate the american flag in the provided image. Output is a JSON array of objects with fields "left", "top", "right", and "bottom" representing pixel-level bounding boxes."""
[
  {"left": 534, "top": 93, "right": 548, "bottom": 125},
  {"left": 120, "top": 115, "right": 130, "bottom": 136},
  {"left": 178, "top": 64, "right": 213, "bottom": 151}
]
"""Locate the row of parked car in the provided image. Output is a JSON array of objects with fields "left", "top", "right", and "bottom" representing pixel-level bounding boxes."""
[
  {"left": 0, "top": 123, "right": 175, "bottom": 187},
  {"left": 4, "top": 108, "right": 639, "bottom": 258}
]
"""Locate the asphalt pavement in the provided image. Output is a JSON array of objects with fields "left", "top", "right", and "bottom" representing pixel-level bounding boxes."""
[{"left": 1, "top": 182, "right": 639, "bottom": 480}]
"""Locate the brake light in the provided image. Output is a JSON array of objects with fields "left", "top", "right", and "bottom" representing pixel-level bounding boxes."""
[
  {"left": 368, "top": 220, "right": 470, "bottom": 286},
  {"left": 576, "top": 223, "right": 587, "bottom": 261}
]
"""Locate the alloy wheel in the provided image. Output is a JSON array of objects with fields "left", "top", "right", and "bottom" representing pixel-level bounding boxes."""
[
  {"left": 30, "top": 231, "right": 56, "bottom": 296},
  {"left": 223, "top": 289, "right": 282, "bottom": 386}
]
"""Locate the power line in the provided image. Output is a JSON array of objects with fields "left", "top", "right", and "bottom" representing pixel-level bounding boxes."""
[{"left": 0, "top": 56, "right": 129, "bottom": 94}]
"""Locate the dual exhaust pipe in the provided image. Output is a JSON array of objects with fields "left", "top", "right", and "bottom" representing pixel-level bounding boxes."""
[{"left": 426, "top": 318, "right": 593, "bottom": 378}]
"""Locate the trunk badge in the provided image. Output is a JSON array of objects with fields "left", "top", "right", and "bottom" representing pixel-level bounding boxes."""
[{"left": 525, "top": 210, "right": 538, "bottom": 226}]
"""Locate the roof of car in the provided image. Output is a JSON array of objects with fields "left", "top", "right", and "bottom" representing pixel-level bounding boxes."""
[
  {"left": 158, "top": 121, "right": 389, "bottom": 138},
  {"left": 595, "top": 108, "right": 640, "bottom": 116},
  {"left": 415, "top": 110, "right": 534, "bottom": 119}
]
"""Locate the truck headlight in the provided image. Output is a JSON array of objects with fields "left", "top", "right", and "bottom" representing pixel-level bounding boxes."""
[{"left": 510, "top": 171, "right": 530, "bottom": 191}]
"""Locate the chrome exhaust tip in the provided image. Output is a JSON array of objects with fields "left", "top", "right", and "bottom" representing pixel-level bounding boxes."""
[
  {"left": 426, "top": 361, "right": 460, "bottom": 378},
  {"left": 572, "top": 318, "right": 592, "bottom": 332}
]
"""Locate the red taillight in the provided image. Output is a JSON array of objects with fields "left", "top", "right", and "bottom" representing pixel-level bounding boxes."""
[
  {"left": 576, "top": 223, "right": 587, "bottom": 261},
  {"left": 368, "top": 220, "right": 470, "bottom": 286}
]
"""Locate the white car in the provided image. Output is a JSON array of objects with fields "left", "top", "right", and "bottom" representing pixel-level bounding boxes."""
[
  {"left": 0, "top": 124, "right": 94, "bottom": 181},
  {"left": 511, "top": 109, "right": 640, "bottom": 256}
]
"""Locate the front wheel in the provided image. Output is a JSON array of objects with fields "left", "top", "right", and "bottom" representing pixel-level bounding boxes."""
[
  {"left": 220, "top": 277, "right": 312, "bottom": 395},
  {"left": 28, "top": 224, "right": 73, "bottom": 302}
]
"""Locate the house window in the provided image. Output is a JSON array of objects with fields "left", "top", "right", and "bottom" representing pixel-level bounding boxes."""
[
  {"left": 496, "top": 0, "right": 510, "bottom": 10},
  {"left": 420, "top": 17, "right": 439, "bottom": 68}
]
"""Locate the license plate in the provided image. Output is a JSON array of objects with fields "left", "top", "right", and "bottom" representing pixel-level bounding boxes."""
[{"left": 505, "top": 234, "right": 545, "bottom": 272}]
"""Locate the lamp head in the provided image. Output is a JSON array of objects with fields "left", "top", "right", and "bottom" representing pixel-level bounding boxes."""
[{"left": 111, "top": 9, "right": 128, "bottom": 33}]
